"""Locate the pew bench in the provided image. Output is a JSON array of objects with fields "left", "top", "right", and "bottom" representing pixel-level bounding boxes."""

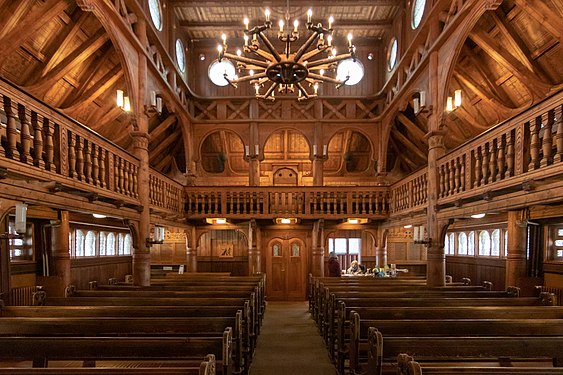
[
  {"left": 0, "top": 333, "right": 232, "bottom": 374},
  {"left": 366, "top": 329, "right": 563, "bottom": 375},
  {"left": 396, "top": 354, "right": 562, "bottom": 375}
]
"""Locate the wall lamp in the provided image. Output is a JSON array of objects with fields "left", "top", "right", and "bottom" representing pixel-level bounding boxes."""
[
  {"left": 116, "top": 90, "right": 131, "bottom": 112},
  {"left": 413, "top": 91, "right": 426, "bottom": 115},
  {"left": 275, "top": 218, "right": 298, "bottom": 225},
  {"left": 346, "top": 218, "right": 368, "bottom": 224},
  {"left": 148, "top": 91, "right": 163, "bottom": 115},
  {"left": 446, "top": 89, "right": 462, "bottom": 112},
  {"left": 312, "top": 144, "right": 328, "bottom": 157},
  {"left": 206, "top": 218, "right": 227, "bottom": 225},
  {"left": 1, "top": 203, "right": 27, "bottom": 239},
  {"left": 146, "top": 225, "right": 165, "bottom": 247}
]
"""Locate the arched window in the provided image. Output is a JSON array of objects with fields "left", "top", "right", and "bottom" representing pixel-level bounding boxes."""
[
  {"left": 458, "top": 232, "right": 468, "bottom": 255},
  {"left": 411, "top": 0, "right": 426, "bottom": 29},
  {"left": 106, "top": 233, "right": 116, "bottom": 256},
  {"left": 272, "top": 243, "right": 281, "bottom": 257},
  {"left": 491, "top": 229, "right": 500, "bottom": 256},
  {"left": 148, "top": 0, "right": 163, "bottom": 31},
  {"left": 75, "top": 229, "right": 85, "bottom": 257},
  {"left": 468, "top": 231, "right": 475, "bottom": 255},
  {"left": 387, "top": 37, "right": 398, "bottom": 71},
  {"left": 479, "top": 230, "right": 491, "bottom": 256},
  {"left": 124, "top": 234, "right": 132, "bottom": 255},
  {"left": 99, "top": 232, "right": 107, "bottom": 256},
  {"left": 118, "top": 233, "right": 125, "bottom": 255},
  {"left": 291, "top": 243, "right": 300, "bottom": 257},
  {"left": 85, "top": 231, "right": 96, "bottom": 257},
  {"left": 446, "top": 233, "right": 455, "bottom": 255}
]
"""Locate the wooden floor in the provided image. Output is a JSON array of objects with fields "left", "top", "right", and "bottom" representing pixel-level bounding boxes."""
[{"left": 249, "top": 301, "right": 336, "bottom": 375}]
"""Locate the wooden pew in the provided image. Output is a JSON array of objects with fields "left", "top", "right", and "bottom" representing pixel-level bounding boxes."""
[
  {"left": 333, "top": 304, "right": 563, "bottom": 366},
  {"left": 0, "top": 315, "right": 243, "bottom": 374},
  {"left": 366, "top": 329, "right": 563, "bottom": 375},
  {"left": 0, "top": 333, "right": 232, "bottom": 374},
  {"left": 397, "top": 354, "right": 563, "bottom": 375}
]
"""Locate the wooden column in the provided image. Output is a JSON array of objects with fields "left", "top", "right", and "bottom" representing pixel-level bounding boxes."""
[
  {"left": 51, "top": 210, "right": 71, "bottom": 295},
  {"left": 131, "top": 130, "right": 151, "bottom": 286},
  {"left": 248, "top": 219, "right": 261, "bottom": 274},
  {"left": 0, "top": 208, "right": 11, "bottom": 303},
  {"left": 376, "top": 229, "right": 387, "bottom": 267},
  {"left": 312, "top": 156, "right": 324, "bottom": 186},
  {"left": 505, "top": 210, "right": 527, "bottom": 289},
  {"left": 311, "top": 219, "right": 325, "bottom": 277},
  {"left": 248, "top": 156, "right": 260, "bottom": 186},
  {"left": 185, "top": 226, "right": 197, "bottom": 272}
]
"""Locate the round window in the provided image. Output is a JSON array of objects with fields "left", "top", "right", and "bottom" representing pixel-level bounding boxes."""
[
  {"left": 412, "top": 0, "right": 426, "bottom": 29},
  {"left": 387, "top": 37, "right": 398, "bottom": 71},
  {"left": 148, "top": 0, "right": 163, "bottom": 31},
  {"left": 208, "top": 59, "right": 236, "bottom": 87},
  {"left": 336, "top": 59, "right": 364, "bottom": 86},
  {"left": 176, "top": 38, "right": 186, "bottom": 73}
]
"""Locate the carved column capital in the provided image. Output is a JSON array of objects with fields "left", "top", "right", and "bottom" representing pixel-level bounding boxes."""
[
  {"left": 426, "top": 131, "right": 446, "bottom": 151},
  {"left": 130, "top": 131, "right": 150, "bottom": 150},
  {"left": 76, "top": 0, "right": 95, "bottom": 11}
]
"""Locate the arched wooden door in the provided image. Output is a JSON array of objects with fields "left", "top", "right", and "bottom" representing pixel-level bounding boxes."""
[{"left": 266, "top": 238, "right": 306, "bottom": 300}]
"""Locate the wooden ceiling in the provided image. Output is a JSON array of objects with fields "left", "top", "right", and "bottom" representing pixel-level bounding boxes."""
[{"left": 171, "top": 0, "right": 402, "bottom": 42}]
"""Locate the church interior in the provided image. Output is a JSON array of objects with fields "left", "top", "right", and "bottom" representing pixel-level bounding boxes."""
[{"left": 0, "top": 0, "right": 563, "bottom": 372}]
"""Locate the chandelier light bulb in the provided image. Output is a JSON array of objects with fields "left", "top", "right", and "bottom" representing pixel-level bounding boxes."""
[
  {"left": 279, "top": 19, "right": 284, "bottom": 32},
  {"left": 332, "top": 48, "right": 337, "bottom": 56},
  {"left": 255, "top": 84, "right": 260, "bottom": 95},
  {"left": 249, "top": 69, "right": 254, "bottom": 76},
  {"left": 237, "top": 49, "right": 242, "bottom": 56},
  {"left": 313, "top": 83, "right": 319, "bottom": 94},
  {"left": 244, "top": 34, "right": 249, "bottom": 46},
  {"left": 293, "top": 20, "right": 299, "bottom": 33},
  {"left": 265, "top": 9, "right": 270, "bottom": 22},
  {"left": 217, "top": 44, "right": 223, "bottom": 53},
  {"left": 327, "top": 35, "right": 332, "bottom": 47},
  {"left": 307, "top": 9, "right": 312, "bottom": 23},
  {"left": 328, "top": 16, "right": 334, "bottom": 29},
  {"left": 221, "top": 33, "right": 227, "bottom": 43},
  {"left": 244, "top": 17, "right": 249, "bottom": 29},
  {"left": 347, "top": 33, "right": 353, "bottom": 47},
  {"left": 320, "top": 69, "right": 325, "bottom": 76}
]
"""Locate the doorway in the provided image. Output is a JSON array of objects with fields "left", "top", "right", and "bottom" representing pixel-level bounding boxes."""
[{"left": 266, "top": 238, "right": 306, "bottom": 300}]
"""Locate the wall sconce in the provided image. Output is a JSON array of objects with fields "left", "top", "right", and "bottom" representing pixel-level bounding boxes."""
[
  {"left": 206, "top": 218, "right": 227, "bottom": 225},
  {"left": 245, "top": 145, "right": 259, "bottom": 158},
  {"left": 403, "top": 224, "right": 413, "bottom": 229},
  {"left": 92, "top": 214, "right": 106, "bottom": 219},
  {"left": 313, "top": 144, "right": 328, "bottom": 157},
  {"left": 275, "top": 218, "right": 298, "bottom": 225},
  {"left": 471, "top": 213, "right": 486, "bottom": 219},
  {"left": 413, "top": 91, "right": 426, "bottom": 115},
  {"left": 116, "top": 90, "right": 131, "bottom": 112},
  {"left": 346, "top": 218, "right": 368, "bottom": 224},
  {"left": 446, "top": 89, "right": 462, "bottom": 112},
  {"left": 15, "top": 203, "right": 27, "bottom": 234},
  {"left": 149, "top": 91, "right": 163, "bottom": 115},
  {"left": 146, "top": 225, "right": 165, "bottom": 247}
]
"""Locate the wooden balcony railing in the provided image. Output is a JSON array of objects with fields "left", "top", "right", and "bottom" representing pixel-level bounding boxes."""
[
  {"left": 149, "top": 170, "right": 185, "bottom": 215},
  {"left": 437, "top": 90, "right": 563, "bottom": 204},
  {"left": 185, "top": 187, "right": 389, "bottom": 219},
  {"left": 389, "top": 168, "right": 429, "bottom": 215}
]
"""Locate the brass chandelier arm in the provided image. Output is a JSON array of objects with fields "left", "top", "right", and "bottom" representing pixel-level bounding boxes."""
[
  {"left": 258, "top": 32, "right": 282, "bottom": 62},
  {"left": 234, "top": 73, "right": 268, "bottom": 84},
  {"left": 306, "top": 73, "right": 343, "bottom": 85},
  {"left": 222, "top": 52, "right": 269, "bottom": 69},
  {"left": 300, "top": 46, "right": 330, "bottom": 63},
  {"left": 306, "top": 53, "right": 353, "bottom": 69},
  {"left": 263, "top": 82, "right": 279, "bottom": 98},
  {"left": 296, "top": 82, "right": 311, "bottom": 98}
]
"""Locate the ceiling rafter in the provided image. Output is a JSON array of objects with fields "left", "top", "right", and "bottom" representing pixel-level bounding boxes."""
[
  {"left": 453, "top": 70, "right": 512, "bottom": 117},
  {"left": 65, "top": 64, "right": 123, "bottom": 111},
  {"left": 0, "top": 0, "right": 70, "bottom": 66},
  {"left": 95, "top": 105, "right": 124, "bottom": 131},
  {"left": 170, "top": 0, "right": 401, "bottom": 6},
  {"left": 27, "top": 28, "right": 109, "bottom": 93},
  {"left": 513, "top": 0, "right": 563, "bottom": 42},
  {"left": 389, "top": 136, "right": 418, "bottom": 172},
  {"left": 451, "top": 106, "right": 491, "bottom": 132},
  {"left": 391, "top": 129, "right": 427, "bottom": 161},
  {"left": 150, "top": 132, "right": 179, "bottom": 157},
  {"left": 149, "top": 115, "right": 178, "bottom": 141},
  {"left": 469, "top": 31, "right": 551, "bottom": 95},
  {"left": 0, "top": 0, "right": 35, "bottom": 40},
  {"left": 396, "top": 113, "right": 427, "bottom": 141},
  {"left": 490, "top": 11, "right": 551, "bottom": 84}
]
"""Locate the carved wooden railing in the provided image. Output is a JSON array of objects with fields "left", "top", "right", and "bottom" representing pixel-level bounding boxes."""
[
  {"left": 389, "top": 168, "right": 429, "bottom": 215},
  {"left": 0, "top": 79, "right": 139, "bottom": 204},
  {"left": 185, "top": 187, "right": 389, "bottom": 219},
  {"left": 437, "top": 90, "right": 563, "bottom": 203},
  {"left": 149, "top": 170, "right": 185, "bottom": 215}
]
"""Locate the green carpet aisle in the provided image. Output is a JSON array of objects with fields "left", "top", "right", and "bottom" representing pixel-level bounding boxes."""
[{"left": 249, "top": 301, "right": 337, "bottom": 375}]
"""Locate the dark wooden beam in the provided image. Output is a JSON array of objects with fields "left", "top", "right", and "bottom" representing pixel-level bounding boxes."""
[
  {"left": 396, "top": 113, "right": 427, "bottom": 141},
  {"left": 170, "top": 0, "right": 401, "bottom": 6},
  {"left": 513, "top": 0, "right": 563, "bottom": 42},
  {"left": 149, "top": 115, "right": 178, "bottom": 141},
  {"left": 391, "top": 129, "right": 427, "bottom": 162},
  {"left": 179, "top": 19, "right": 392, "bottom": 31}
]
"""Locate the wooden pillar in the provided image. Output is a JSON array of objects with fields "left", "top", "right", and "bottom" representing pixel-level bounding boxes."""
[
  {"left": 311, "top": 219, "right": 325, "bottom": 277},
  {"left": 0, "top": 208, "right": 11, "bottom": 303},
  {"left": 248, "top": 219, "right": 261, "bottom": 274},
  {"left": 375, "top": 229, "right": 387, "bottom": 267},
  {"left": 505, "top": 210, "right": 527, "bottom": 289},
  {"left": 312, "top": 156, "right": 324, "bottom": 186},
  {"left": 51, "top": 210, "right": 71, "bottom": 294},
  {"left": 186, "top": 226, "right": 197, "bottom": 272},
  {"left": 248, "top": 156, "right": 260, "bottom": 186},
  {"left": 131, "top": 130, "right": 151, "bottom": 286}
]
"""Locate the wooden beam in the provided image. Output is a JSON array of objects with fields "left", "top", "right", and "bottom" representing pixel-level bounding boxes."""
[
  {"left": 29, "top": 29, "right": 109, "bottom": 93},
  {"left": 0, "top": 0, "right": 70, "bottom": 65},
  {"left": 396, "top": 113, "right": 427, "bottom": 141},
  {"left": 0, "top": 0, "right": 35, "bottom": 40},
  {"left": 149, "top": 115, "right": 178, "bottom": 141},
  {"left": 453, "top": 70, "right": 512, "bottom": 117},
  {"left": 180, "top": 19, "right": 391, "bottom": 31},
  {"left": 451, "top": 106, "right": 491, "bottom": 132},
  {"left": 170, "top": 0, "right": 401, "bottom": 6},
  {"left": 490, "top": 11, "right": 551, "bottom": 83},
  {"left": 389, "top": 136, "right": 418, "bottom": 172},
  {"left": 150, "top": 132, "right": 179, "bottom": 156},
  {"left": 391, "top": 129, "right": 427, "bottom": 161},
  {"left": 513, "top": 0, "right": 563, "bottom": 42},
  {"left": 469, "top": 31, "right": 551, "bottom": 95},
  {"left": 66, "top": 64, "right": 123, "bottom": 111}
]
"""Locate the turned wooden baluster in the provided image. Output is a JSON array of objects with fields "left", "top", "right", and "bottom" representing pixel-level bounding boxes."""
[
  {"left": 99, "top": 149, "right": 106, "bottom": 188},
  {"left": 133, "top": 164, "right": 138, "bottom": 198},
  {"left": 481, "top": 144, "right": 489, "bottom": 185},
  {"left": 124, "top": 161, "right": 131, "bottom": 196},
  {"left": 528, "top": 118, "right": 541, "bottom": 171},
  {"left": 68, "top": 133, "right": 77, "bottom": 178},
  {"left": 43, "top": 118, "right": 55, "bottom": 171},
  {"left": 438, "top": 164, "right": 445, "bottom": 198},
  {"left": 83, "top": 141, "right": 92, "bottom": 184},
  {"left": 555, "top": 105, "right": 563, "bottom": 163},
  {"left": 3, "top": 96, "right": 19, "bottom": 159},
  {"left": 460, "top": 155, "right": 466, "bottom": 193},
  {"left": 474, "top": 148, "right": 482, "bottom": 188},
  {"left": 540, "top": 110, "right": 554, "bottom": 167},
  {"left": 31, "top": 112, "right": 45, "bottom": 169},
  {"left": 17, "top": 104, "right": 32, "bottom": 165},
  {"left": 75, "top": 136, "right": 85, "bottom": 181},
  {"left": 496, "top": 135, "right": 505, "bottom": 181},
  {"left": 92, "top": 144, "right": 100, "bottom": 186},
  {"left": 488, "top": 141, "right": 497, "bottom": 184},
  {"left": 505, "top": 131, "right": 514, "bottom": 177},
  {"left": 118, "top": 157, "right": 125, "bottom": 194},
  {"left": 413, "top": 178, "right": 419, "bottom": 206},
  {"left": 445, "top": 162, "right": 452, "bottom": 196},
  {"left": 454, "top": 158, "right": 461, "bottom": 193}
]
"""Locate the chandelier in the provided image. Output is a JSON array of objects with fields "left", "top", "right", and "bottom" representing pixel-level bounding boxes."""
[{"left": 217, "top": 5, "right": 357, "bottom": 101}]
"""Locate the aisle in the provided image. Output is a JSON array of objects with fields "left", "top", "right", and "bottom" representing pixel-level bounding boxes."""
[{"left": 249, "top": 301, "right": 336, "bottom": 375}]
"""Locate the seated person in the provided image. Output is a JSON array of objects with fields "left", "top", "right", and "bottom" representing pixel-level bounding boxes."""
[
  {"left": 347, "top": 260, "right": 366, "bottom": 275},
  {"left": 327, "top": 252, "right": 341, "bottom": 277}
]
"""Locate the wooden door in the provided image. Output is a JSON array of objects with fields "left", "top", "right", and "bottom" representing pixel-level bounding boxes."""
[{"left": 267, "top": 238, "right": 306, "bottom": 300}]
